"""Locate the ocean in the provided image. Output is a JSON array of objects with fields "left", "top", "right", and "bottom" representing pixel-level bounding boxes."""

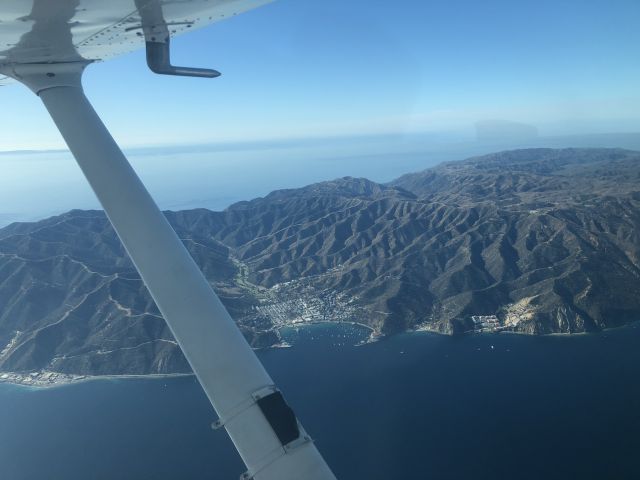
[
  {"left": 1, "top": 323, "right": 639, "bottom": 480},
  {"left": 3, "top": 132, "right": 640, "bottom": 228}
]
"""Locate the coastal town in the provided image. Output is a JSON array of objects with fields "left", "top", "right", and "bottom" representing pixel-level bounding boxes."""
[
  {"left": 0, "top": 370, "right": 86, "bottom": 387},
  {"left": 256, "top": 284, "right": 363, "bottom": 327}
]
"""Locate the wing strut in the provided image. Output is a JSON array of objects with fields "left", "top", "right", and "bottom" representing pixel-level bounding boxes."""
[{"left": 4, "top": 62, "right": 336, "bottom": 480}]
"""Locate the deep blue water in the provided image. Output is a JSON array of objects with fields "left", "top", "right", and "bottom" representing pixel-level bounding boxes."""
[{"left": 1, "top": 324, "right": 640, "bottom": 480}]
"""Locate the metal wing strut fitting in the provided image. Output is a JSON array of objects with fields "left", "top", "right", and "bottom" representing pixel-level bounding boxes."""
[{"left": 0, "top": 4, "right": 336, "bottom": 480}]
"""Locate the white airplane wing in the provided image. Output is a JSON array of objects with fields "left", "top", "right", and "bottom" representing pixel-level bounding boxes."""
[{"left": 0, "top": 0, "right": 270, "bottom": 84}]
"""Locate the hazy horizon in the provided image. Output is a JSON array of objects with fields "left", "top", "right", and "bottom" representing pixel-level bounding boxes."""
[
  {"left": 1, "top": 130, "right": 639, "bottom": 228},
  {"left": 2, "top": 0, "right": 639, "bottom": 151}
]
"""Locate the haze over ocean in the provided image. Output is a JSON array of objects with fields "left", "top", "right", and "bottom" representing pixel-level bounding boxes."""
[{"left": 2, "top": 132, "right": 639, "bottom": 228}]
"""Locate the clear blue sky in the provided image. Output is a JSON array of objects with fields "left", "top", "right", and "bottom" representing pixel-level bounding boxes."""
[{"left": 1, "top": 0, "right": 639, "bottom": 150}]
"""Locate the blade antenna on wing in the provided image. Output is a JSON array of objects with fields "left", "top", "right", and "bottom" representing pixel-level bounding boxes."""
[{"left": 136, "top": 0, "right": 220, "bottom": 78}]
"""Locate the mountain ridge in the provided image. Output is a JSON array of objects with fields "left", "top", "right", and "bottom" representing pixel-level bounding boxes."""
[{"left": 1, "top": 147, "right": 639, "bottom": 380}]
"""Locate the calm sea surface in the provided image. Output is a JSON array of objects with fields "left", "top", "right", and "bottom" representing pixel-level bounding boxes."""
[{"left": 1, "top": 323, "right": 640, "bottom": 480}]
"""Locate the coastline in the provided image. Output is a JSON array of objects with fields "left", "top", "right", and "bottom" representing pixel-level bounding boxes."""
[
  {"left": 2, "top": 320, "right": 638, "bottom": 389},
  {"left": 0, "top": 371, "right": 195, "bottom": 389}
]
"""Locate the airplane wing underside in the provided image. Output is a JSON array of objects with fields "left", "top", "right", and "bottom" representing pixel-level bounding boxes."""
[{"left": 0, "top": 0, "right": 270, "bottom": 85}]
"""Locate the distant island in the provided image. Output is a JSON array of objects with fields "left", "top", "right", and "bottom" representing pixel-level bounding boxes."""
[{"left": 1, "top": 148, "right": 639, "bottom": 385}]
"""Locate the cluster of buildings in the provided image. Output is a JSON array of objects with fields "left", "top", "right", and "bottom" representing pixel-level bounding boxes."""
[
  {"left": 0, "top": 370, "right": 83, "bottom": 387},
  {"left": 471, "top": 315, "right": 509, "bottom": 333},
  {"left": 256, "top": 283, "right": 360, "bottom": 327}
]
